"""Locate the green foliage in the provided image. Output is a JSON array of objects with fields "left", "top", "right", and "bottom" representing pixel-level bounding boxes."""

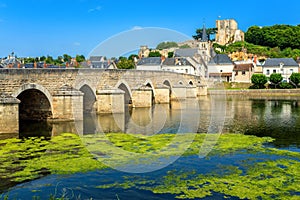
[
  {"left": 245, "top": 25, "right": 300, "bottom": 50},
  {"left": 179, "top": 44, "right": 191, "bottom": 49},
  {"left": 45, "top": 56, "right": 54, "bottom": 64},
  {"left": 251, "top": 74, "right": 268, "bottom": 89},
  {"left": 148, "top": 51, "right": 161, "bottom": 57},
  {"left": 290, "top": 73, "right": 300, "bottom": 87},
  {"left": 128, "top": 54, "right": 138, "bottom": 61},
  {"left": 218, "top": 40, "right": 300, "bottom": 59},
  {"left": 116, "top": 57, "right": 135, "bottom": 69},
  {"left": 63, "top": 54, "right": 72, "bottom": 62},
  {"left": 168, "top": 52, "right": 174, "bottom": 58},
  {"left": 279, "top": 82, "right": 293, "bottom": 89},
  {"left": 75, "top": 54, "right": 85, "bottom": 63},
  {"left": 193, "top": 28, "right": 217, "bottom": 41},
  {"left": 269, "top": 73, "right": 283, "bottom": 88},
  {"left": 156, "top": 41, "right": 178, "bottom": 50}
]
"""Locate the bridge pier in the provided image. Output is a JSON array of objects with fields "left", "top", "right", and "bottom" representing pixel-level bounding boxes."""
[
  {"left": 96, "top": 89, "right": 125, "bottom": 114},
  {"left": 0, "top": 95, "right": 20, "bottom": 134},
  {"left": 186, "top": 85, "right": 197, "bottom": 98},
  {"left": 52, "top": 86, "right": 84, "bottom": 121},
  {"left": 171, "top": 85, "right": 187, "bottom": 100},
  {"left": 154, "top": 85, "right": 170, "bottom": 104},
  {"left": 132, "top": 86, "right": 153, "bottom": 108},
  {"left": 197, "top": 85, "right": 208, "bottom": 96}
]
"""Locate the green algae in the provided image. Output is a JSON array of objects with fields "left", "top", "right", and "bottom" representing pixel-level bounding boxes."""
[
  {"left": 0, "top": 132, "right": 299, "bottom": 199},
  {"left": 0, "top": 133, "right": 105, "bottom": 185}
]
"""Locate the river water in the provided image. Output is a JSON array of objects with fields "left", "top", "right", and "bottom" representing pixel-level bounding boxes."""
[{"left": 1, "top": 95, "right": 300, "bottom": 199}]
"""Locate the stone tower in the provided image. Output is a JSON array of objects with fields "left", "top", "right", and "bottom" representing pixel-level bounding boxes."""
[
  {"left": 215, "top": 19, "right": 244, "bottom": 45},
  {"left": 198, "top": 24, "right": 211, "bottom": 63}
]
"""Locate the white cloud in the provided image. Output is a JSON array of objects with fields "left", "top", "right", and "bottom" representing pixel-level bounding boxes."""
[
  {"left": 131, "top": 26, "right": 143, "bottom": 30},
  {"left": 88, "top": 6, "right": 102, "bottom": 13},
  {"left": 73, "top": 42, "right": 81, "bottom": 46}
]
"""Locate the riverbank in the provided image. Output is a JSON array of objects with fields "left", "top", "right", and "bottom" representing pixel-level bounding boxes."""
[{"left": 208, "top": 88, "right": 300, "bottom": 97}]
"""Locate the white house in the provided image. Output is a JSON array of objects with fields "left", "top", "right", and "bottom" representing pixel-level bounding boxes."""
[
  {"left": 263, "top": 58, "right": 299, "bottom": 81},
  {"left": 136, "top": 57, "right": 162, "bottom": 71},
  {"left": 162, "top": 57, "right": 197, "bottom": 75},
  {"left": 207, "top": 54, "right": 234, "bottom": 82}
]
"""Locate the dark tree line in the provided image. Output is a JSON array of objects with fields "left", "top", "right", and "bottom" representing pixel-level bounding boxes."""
[{"left": 245, "top": 25, "right": 300, "bottom": 50}]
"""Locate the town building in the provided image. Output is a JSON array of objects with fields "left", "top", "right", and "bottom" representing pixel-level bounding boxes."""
[
  {"left": 162, "top": 57, "right": 197, "bottom": 75},
  {"left": 136, "top": 57, "right": 162, "bottom": 71},
  {"left": 232, "top": 63, "right": 255, "bottom": 83},
  {"left": 208, "top": 54, "right": 234, "bottom": 82},
  {"left": 89, "top": 56, "right": 117, "bottom": 69},
  {"left": 262, "top": 58, "right": 299, "bottom": 81}
]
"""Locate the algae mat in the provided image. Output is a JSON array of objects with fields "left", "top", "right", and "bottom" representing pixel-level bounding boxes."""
[{"left": 0, "top": 133, "right": 299, "bottom": 199}]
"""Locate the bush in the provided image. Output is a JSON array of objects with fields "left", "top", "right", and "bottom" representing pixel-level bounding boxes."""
[
  {"left": 279, "top": 82, "right": 294, "bottom": 89},
  {"left": 251, "top": 74, "right": 268, "bottom": 89}
]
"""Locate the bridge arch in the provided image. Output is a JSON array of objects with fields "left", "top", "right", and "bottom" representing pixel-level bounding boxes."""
[
  {"left": 115, "top": 80, "right": 132, "bottom": 105},
  {"left": 13, "top": 83, "right": 53, "bottom": 121},
  {"left": 79, "top": 84, "right": 97, "bottom": 113},
  {"left": 144, "top": 80, "right": 156, "bottom": 104}
]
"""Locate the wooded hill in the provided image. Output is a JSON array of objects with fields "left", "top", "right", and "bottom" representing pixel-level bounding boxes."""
[{"left": 215, "top": 24, "right": 300, "bottom": 59}]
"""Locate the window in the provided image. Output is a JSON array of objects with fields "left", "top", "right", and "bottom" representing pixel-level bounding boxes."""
[
  {"left": 266, "top": 69, "right": 270, "bottom": 75},
  {"left": 242, "top": 71, "right": 246, "bottom": 75},
  {"left": 273, "top": 69, "right": 276, "bottom": 73},
  {"left": 290, "top": 69, "right": 294, "bottom": 74},
  {"left": 220, "top": 70, "right": 223, "bottom": 73}
]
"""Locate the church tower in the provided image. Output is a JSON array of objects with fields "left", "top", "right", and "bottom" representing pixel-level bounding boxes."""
[{"left": 198, "top": 23, "right": 212, "bottom": 63}]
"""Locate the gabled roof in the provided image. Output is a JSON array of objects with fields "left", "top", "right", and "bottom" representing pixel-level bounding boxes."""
[
  {"left": 163, "top": 58, "right": 193, "bottom": 66},
  {"left": 234, "top": 63, "right": 254, "bottom": 71},
  {"left": 209, "top": 54, "right": 233, "bottom": 65},
  {"left": 90, "top": 61, "right": 112, "bottom": 69},
  {"left": 174, "top": 48, "right": 198, "bottom": 57},
  {"left": 89, "top": 56, "right": 104, "bottom": 62},
  {"left": 137, "top": 57, "right": 161, "bottom": 65},
  {"left": 264, "top": 58, "right": 298, "bottom": 67}
]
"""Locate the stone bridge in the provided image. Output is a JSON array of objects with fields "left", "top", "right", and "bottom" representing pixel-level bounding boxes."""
[{"left": 0, "top": 69, "right": 207, "bottom": 134}]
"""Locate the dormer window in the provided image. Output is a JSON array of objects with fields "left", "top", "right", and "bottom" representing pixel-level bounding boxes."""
[{"left": 279, "top": 62, "right": 284, "bottom": 68}]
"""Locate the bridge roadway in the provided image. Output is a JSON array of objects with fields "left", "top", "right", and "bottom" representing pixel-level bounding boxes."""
[{"left": 0, "top": 68, "right": 207, "bottom": 134}]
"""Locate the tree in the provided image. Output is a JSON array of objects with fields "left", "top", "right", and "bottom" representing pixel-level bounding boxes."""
[
  {"left": 63, "top": 54, "right": 72, "bottom": 62},
  {"left": 75, "top": 55, "right": 85, "bottom": 63},
  {"left": 251, "top": 74, "right": 268, "bottom": 89},
  {"left": 149, "top": 51, "right": 161, "bottom": 57},
  {"left": 290, "top": 73, "right": 300, "bottom": 88},
  {"left": 156, "top": 42, "right": 178, "bottom": 49},
  {"left": 116, "top": 57, "right": 135, "bottom": 69},
  {"left": 45, "top": 56, "right": 54, "bottom": 64},
  {"left": 245, "top": 25, "right": 300, "bottom": 50},
  {"left": 128, "top": 54, "right": 138, "bottom": 61},
  {"left": 193, "top": 28, "right": 217, "bottom": 41},
  {"left": 168, "top": 52, "right": 174, "bottom": 58},
  {"left": 269, "top": 73, "right": 283, "bottom": 88}
]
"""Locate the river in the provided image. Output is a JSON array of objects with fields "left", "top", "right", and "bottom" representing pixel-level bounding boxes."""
[{"left": 1, "top": 95, "right": 300, "bottom": 199}]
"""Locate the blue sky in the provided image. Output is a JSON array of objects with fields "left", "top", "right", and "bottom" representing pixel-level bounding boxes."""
[{"left": 0, "top": 0, "right": 299, "bottom": 58}]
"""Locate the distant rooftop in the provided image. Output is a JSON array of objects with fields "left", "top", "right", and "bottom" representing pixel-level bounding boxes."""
[
  {"left": 137, "top": 57, "right": 162, "bottom": 65},
  {"left": 174, "top": 48, "right": 198, "bottom": 57},
  {"left": 264, "top": 58, "right": 298, "bottom": 67},
  {"left": 163, "top": 58, "right": 193, "bottom": 66},
  {"left": 209, "top": 54, "right": 233, "bottom": 65}
]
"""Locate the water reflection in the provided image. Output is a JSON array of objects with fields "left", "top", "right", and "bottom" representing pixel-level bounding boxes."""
[{"left": 18, "top": 96, "right": 300, "bottom": 148}]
